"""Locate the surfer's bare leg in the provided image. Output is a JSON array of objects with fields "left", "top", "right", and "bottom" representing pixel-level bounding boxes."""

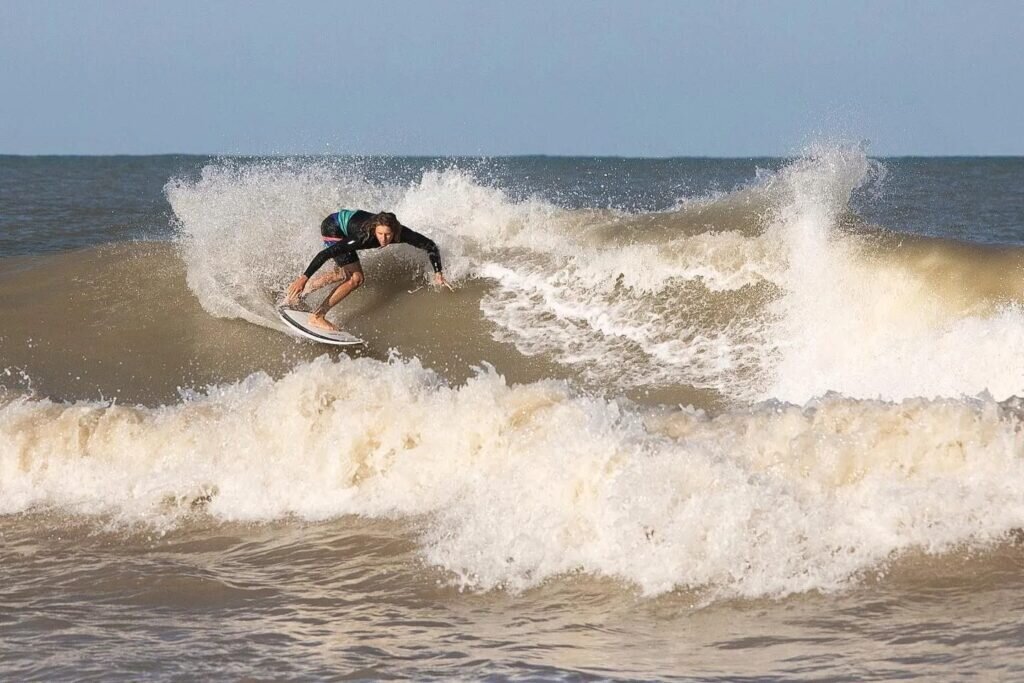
[
  {"left": 309, "top": 264, "right": 364, "bottom": 331},
  {"left": 284, "top": 266, "right": 347, "bottom": 307},
  {"left": 306, "top": 266, "right": 348, "bottom": 293}
]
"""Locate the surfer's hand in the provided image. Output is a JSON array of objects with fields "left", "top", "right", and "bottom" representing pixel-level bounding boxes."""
[
  {"left": 434, "top": 273, "right": 453, "bottom": 291},
  {"left": 286, "top": 275, "right": 308, "bottom": 301}
]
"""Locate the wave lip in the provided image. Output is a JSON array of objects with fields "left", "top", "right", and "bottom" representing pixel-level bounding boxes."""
[{"left": 4, "top": 356, "right": 1024, "bottom": 600}]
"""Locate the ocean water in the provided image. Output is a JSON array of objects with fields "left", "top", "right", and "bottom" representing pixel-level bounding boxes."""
[{"left": 2, "top": 150, "right": 1024, "bottom": 680}]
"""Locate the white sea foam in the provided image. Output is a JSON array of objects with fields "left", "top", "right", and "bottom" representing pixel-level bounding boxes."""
[{"left": 2, "top": 355, "right": 1023, "bottom": 599}]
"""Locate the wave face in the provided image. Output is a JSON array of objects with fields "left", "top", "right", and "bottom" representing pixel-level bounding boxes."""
[
  {"left": 167, "top": 149, "right": 1024, "bottom": 404},
  {"left": 4, "top": 354, "right": 1024, "bottom": 599}
]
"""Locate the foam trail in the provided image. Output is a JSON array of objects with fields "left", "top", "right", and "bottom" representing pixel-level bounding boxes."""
[{"left": 3, "top": 356, "right": 1024, "bottom": 599}]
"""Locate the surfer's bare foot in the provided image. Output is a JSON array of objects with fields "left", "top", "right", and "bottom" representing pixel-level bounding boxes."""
[{"left": 308, "top": 314, "right": 339, "bottom": 332}]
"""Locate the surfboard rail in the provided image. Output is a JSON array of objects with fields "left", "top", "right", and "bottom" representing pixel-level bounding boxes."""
[{"left": 277, "top": 307, "right": 365, "bottom": 346}]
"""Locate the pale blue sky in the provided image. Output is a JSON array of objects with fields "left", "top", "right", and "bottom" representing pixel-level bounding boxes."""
[{"left": 2, "top": 0, "right": 1022, "bottom": 156}]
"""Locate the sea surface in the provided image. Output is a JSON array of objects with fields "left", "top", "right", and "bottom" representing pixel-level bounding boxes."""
[{"left": 2, "top": 150, "right": 1024, "bottom": 680}]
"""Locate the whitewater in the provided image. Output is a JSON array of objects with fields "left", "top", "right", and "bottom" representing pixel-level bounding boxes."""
[{"left": 5, "top": 352, "right": 1024, "bottom": 600}]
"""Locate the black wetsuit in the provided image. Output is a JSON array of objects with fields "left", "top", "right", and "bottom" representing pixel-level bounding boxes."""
[{"left": 303, "top": 210, "right": 443, "bottom": 278}]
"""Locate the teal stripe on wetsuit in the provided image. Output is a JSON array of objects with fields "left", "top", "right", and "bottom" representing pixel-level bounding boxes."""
[{"left": 337, "top": 209, "right": 357, "bottom": 237}]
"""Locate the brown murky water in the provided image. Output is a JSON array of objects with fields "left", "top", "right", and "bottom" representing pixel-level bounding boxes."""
[{"left": 5, "top": 512, "right": 1024, "bottom": 680}]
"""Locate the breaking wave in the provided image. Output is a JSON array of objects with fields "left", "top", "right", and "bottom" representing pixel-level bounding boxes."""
[
  {"left": 3, "top": 354, "right": 1024, "bottom": 599},
  {"left": 167, "top": 148, "right": 1024, "bottom": 404}
]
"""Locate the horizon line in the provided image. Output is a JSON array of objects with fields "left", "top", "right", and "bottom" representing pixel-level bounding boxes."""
[{"left": 4, "top": 152, "right": 1024, "bottom": 160}]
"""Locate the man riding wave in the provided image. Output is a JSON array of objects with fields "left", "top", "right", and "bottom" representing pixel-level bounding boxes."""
[{"left": 284, "top": 210, "right": 448, "bottom": 331}]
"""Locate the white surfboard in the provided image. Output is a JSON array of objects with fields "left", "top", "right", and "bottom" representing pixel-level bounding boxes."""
[{"left": 277, "top": 307, "right": 365, "bottom": 346}]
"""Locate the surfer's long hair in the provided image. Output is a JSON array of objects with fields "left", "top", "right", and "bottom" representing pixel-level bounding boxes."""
[{"left": 371, "top": 212, "right": 403, "bottom": 239}]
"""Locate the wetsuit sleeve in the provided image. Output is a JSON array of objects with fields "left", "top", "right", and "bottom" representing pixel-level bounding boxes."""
[
  {"left": 303, "top": 240, "right": 357, "bottom": 278},
  {"left": 399, "top": 227, "right": 443, "bottom": 273}
]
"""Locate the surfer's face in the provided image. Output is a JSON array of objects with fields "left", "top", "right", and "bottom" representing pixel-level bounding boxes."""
[{"left": 374, "top": 225, "right": 394, "bottom": 247}]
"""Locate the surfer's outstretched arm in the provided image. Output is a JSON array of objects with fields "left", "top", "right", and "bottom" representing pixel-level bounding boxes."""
[{"left": 399, "top": 226, "right": 448, "bottom": 287}]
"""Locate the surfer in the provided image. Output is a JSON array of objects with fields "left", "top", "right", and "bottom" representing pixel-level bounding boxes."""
[{"left": 283, "top": 210, "right": 448, "bottom": 331}]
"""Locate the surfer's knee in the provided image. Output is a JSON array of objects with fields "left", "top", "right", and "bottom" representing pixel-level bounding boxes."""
[{"left": 349, "top": 271, "right": 364, "bottom": 289}]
